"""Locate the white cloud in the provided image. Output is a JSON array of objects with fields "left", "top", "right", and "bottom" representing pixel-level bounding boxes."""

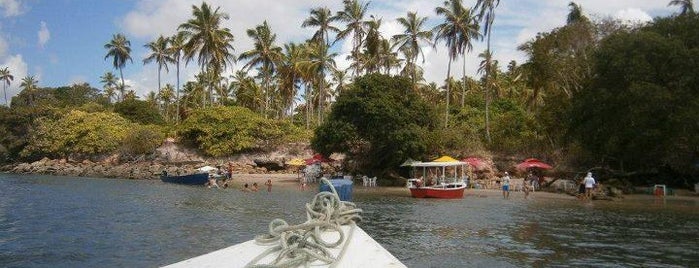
[
  {"left": 117, "top": 0, "right": 674, "bottom": 97},
  {"left": 614, "top": 8, "right": 653, "bottom": 24},
  {"left": 1, "top": 54, "right": 28, "bottom": 104},
  {"left": 38, "top": 21, "right": 50, "bottom": 48},
  {"left": 0, "top": 0, "right": 23, "bottom": 17},
  {"left": 0, "top": 35, "right": 8, "bottom": 57}
]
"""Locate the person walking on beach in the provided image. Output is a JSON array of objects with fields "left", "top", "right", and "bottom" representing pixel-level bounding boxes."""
[
  {"left": 583, "top": 172, "right": 596, "bottom": 200},
  {"left": 265, "top": 179, "right": 272, "bottom": 192},
  {"left": 502, "top": 172, "right": 511, "bottom": 199}
]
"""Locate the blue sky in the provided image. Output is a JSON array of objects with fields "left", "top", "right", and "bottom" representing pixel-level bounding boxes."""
[{"left": 0, "top": 0, "right": 676, "bottom": 102}]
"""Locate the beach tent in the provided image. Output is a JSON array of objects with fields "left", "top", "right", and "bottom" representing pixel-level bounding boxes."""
[
  {"left": 461, "top": 157, "right": 488, "bottom": 171},
  {"left": 515, "top": 158, "right": 553, "bottom": 171},
  {"left": 305, "top": 153, "right": 334, "bottom": 165}
]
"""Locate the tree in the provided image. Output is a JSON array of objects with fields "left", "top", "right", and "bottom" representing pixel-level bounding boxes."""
[
  {"left": 335, "top": 0, "right": 370, "bottom": 78},
  {"left": 668, "top": 0, "right": 695, "bottom": 15},
  {"left": 474, "top": 0, "right": 500, "bottom": 143},
  {"left": 312, "top": 73, "right": 436, "bottom": 177},
  {"left": 239, "top": 21, "right": 283, "bottom": 118},
  {"left": 0, "top": 67, "right": 13, "bottom": 106},
  {"left": 392, "top": 12, "right": 433, "bottom": 89},
  {"left": 569, "top": 15, "right": 699, "bottom": 185},
  {"left": 298, "top": 41, "right": 337, "bottom": 124},
  {"left": 114, "top": 99, "right": 165, "bottom": 125},
  {"left": 19, "top": 76, "right": 38, "bottom": 107},
  {"left": 143, "top": 35, "right": 174, "bottom": 101},
  {"left": 104, "top": 33, "right": 132, "bottom": 101},
  {"left": 167, "top": 32, "right": 187, "bottom": 123},
  {"left": 302, "top": 7, "right": 339, "bottom": 48},
  {"left": 435, "top": 0, "right": 478, "bottom": 127},
  {"left": 100, "top": 72, "right": 118, "bottom": 104},
  {"left": 178, "top": 2, "right": 235, "bottom": 106}
]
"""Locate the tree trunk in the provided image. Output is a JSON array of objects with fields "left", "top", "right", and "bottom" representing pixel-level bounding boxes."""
[{"left": 445, "top": 57, "right": 452, "bottom": 128}]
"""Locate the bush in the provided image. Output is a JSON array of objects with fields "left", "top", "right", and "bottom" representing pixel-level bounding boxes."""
[
  {"left": 21, "top": 110, "right": 132, "bottom": 159},
  {"left": 121, "top": 125, "right": 165, "bottom": 156},
  {"left": 114, "top": 99, "right": 164, "bottom": 125},
  {"left": 178, "top": 106, "right": 307, "bottom": 156}
]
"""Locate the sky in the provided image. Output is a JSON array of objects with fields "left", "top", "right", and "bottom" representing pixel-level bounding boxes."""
[{"left": 0, "top": 0, "right": 677, "bottom": 103}]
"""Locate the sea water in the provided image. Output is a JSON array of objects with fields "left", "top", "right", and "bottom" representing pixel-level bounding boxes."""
[{"left": 0, "top": 174, "right": 697, "bottom": 267}]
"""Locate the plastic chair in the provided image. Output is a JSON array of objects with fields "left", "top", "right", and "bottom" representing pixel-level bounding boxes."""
[{"left": 370, "top": 177, "right": 377, "bottom": 187}]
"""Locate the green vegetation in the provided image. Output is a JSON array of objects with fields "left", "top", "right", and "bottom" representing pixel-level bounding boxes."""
[
  {"left": 312, "top": 74, "right": 435, "bottom": 175},
  {"left": 180, "top": 106, "right": 309, "bottom": 157},
  {"left": 0, "top": 1, "right": 695, "bottom": 188}
]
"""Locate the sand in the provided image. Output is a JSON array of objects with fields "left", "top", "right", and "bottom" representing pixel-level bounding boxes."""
[{"left": 224, "top": 173, "right": 698, "bottom": 201}]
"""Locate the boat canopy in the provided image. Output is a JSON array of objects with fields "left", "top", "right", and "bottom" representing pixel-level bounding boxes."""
[{"left": 410, "top": 161, "right": 465, "bottom": 167}]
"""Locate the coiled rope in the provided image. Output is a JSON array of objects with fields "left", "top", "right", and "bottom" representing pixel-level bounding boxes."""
[{"left": 244, "top": 178, "right": 363, "bottom": 268}]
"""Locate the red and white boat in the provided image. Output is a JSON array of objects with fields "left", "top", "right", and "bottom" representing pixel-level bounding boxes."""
[{"left": 405, "top": 156, "right": 468, "bottom": 199}]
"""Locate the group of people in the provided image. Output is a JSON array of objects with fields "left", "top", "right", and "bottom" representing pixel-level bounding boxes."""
[
  {"left": 499, "top": 172, "right": 535, "bottom": 199},
  {"left": 499, "top": 171, "right": 597, "bottom": 200}
]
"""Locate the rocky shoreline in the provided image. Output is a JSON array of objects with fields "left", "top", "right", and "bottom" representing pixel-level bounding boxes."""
[
  {"left": 1, "top": 157, "right": 297, "bottom": 180},
  {"left": 1, "top": 141, "right": 314, "bottom": 180}
]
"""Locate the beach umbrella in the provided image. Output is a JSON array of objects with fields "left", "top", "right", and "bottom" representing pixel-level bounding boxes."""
[
  {"left": 286, "top": 158, "right": 306, "bottom": 166},
  {"left": 461, "top": 157, "right": 488, "bottom": 171},
  {"left": 311, "top": 153, "right": 335, "bottom": 163},
  {"left": 433, "top": 155, "right": 459, "bottom": 162},
  {"left": 515, "top": 158, "right": 553, "bottom": 171}
]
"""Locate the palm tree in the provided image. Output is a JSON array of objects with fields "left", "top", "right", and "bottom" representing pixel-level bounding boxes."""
[
  {"left": 474, "top": 0, "right": 500, "bottom": 142},
  {"left": 99, "top": 72, "right": 118, "bottom": 104},
  {"left": 104, "top": 33, "right": 132, "bottom": 101},
  {"left": 567, "top": 2, "right": 585, "bottom": 24},
  {"left": 277, "top": 42, "right": 304, "bottom": 119},
  {"left": 178, "top": 2, "right": 235, "bottom": 106},
  {"left": 298, "top": 41, "right": 337, "bottom": 124},
  {"left": 0, "top": 67, "right": 14, "bottom": 106},
  {"left": 19, "top": 76, "right": 38, "bottom": 107},
  {"left": 668, "top": 0, "right": 695, "bottom": 15},
  {"left": 434, "top": 0, "right": 470, "bottom": 127},
  {"left": 159, "top": 84, "right": 175, "bottom": 121},
  {"left": 167, "top": 32, "right": 186, "bottom": 123},
  {"left": 239, "top": 21, "right": 283, "bottom": 118},
  {"left": 302, "top": 7, "right": 339, "bottom": 48},
  {"left": 392, "top": 12, "right": 433, "bottom": 89},
  {"left": 362, "top": 15, "right": 384, "bottom": 74},
  {"left": 143, "top": 35, "right": 174, "bottom": 100},
  {"left": 335, "top": 0, "right": 370, "bottom": 78}
]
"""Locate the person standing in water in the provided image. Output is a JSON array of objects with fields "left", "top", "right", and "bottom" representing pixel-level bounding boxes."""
[
  {"left": 502, "top": 172, "right": 511, "bottom": 199},
  {"left": 265, "top": 179, "right": 272, "bottom": 192},
  {"left": 583, "top": 172, "right": 596, "bottom": 200}
]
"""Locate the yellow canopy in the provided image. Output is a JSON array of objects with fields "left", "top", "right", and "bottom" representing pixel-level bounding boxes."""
[
  {"left": 433, "top": 155, "right": 459, "bottom": 162},
  {"left": 286, "top": 158, "right": 306, "bottom": 166}
]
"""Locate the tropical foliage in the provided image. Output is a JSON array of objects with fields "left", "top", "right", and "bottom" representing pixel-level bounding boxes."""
[
  {"left": 179, "top": 106, "right": 309, "bottom": 157},
  {"left": 0, "top": 1, "right": 695, "bottom": 188}
]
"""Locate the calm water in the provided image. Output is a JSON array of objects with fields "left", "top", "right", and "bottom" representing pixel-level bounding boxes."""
[{"left": 1, "top": 174, "right": 697, "bottom": 267}]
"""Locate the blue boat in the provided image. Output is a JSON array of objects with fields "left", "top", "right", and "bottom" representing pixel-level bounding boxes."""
[{"left": 160, "top": 172, "right": 210, "bottom": 185}]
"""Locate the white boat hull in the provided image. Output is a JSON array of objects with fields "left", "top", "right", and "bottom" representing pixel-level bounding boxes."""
[{"left": 163, "top": 225, "right": 405, "bottom": 268}]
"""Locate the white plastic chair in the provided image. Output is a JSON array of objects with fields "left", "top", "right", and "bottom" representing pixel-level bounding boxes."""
[
  {"left": 370, "top": 177, "right": 377, "bottom": 187},
  {"left": 362, "top": 176, "right": 368, "bottom": 186}
]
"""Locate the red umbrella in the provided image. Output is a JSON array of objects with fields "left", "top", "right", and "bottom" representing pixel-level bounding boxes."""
[
  {"left": 461, "top": 157, "right": 488, "bottom": 171},
  {"left": 305, "top": 153, "right": 334, "bottom": 165},
  {"left": 516, "top": 158, "right": 553, "bottom": 170}
]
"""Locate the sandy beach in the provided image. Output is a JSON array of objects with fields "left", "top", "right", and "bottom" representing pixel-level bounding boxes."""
[{"left": 225, "top": 173, "right": 699, "bottom": 202}]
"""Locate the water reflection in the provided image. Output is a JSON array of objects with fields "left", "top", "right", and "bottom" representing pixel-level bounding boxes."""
[{"left": 0, "top": 175, "right": 697, "bottom": 267}]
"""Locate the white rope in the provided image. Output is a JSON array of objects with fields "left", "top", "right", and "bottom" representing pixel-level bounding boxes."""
[{"left": 244, "top": 178, "right": 363, "bottom": 268}]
